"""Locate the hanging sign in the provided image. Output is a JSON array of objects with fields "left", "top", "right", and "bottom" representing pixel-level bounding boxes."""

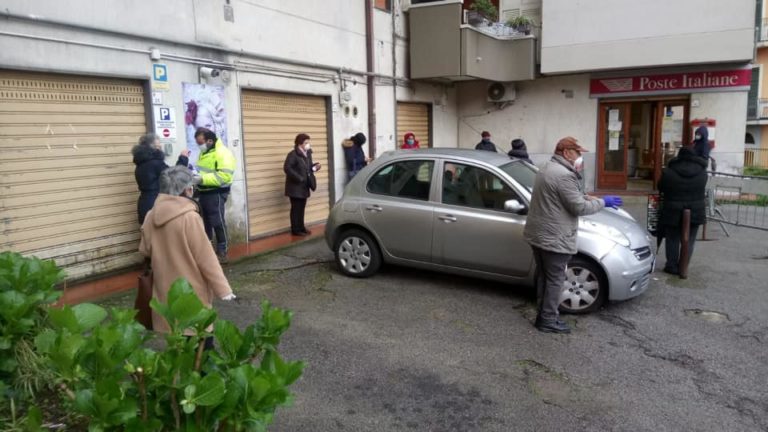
[{"left": 590, "top": 67, "right": 752, "bottom": 97}]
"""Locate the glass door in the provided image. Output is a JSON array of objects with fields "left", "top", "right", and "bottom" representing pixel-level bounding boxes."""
[
  {"left": 597, "top": 103, "right": 631, "bottom": 190},
  {"left": 653, "top": 100, "right": 689, "bottom": 188}
]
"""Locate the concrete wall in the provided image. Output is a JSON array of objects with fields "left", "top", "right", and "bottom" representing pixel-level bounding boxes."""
[
  {"left": 541, "top": 0, "right": 755, "bottom": 74},
  {"left": 0, "top": 0, "right": 458, "bottom": 242},
  {"left": 690, "top": 91, "right": 748, "bottom": 173}
]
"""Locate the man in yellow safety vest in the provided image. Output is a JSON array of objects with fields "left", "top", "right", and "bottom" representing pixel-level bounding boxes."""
[{"left": 195, "top": 128, "right": 236, "bottom": 264}]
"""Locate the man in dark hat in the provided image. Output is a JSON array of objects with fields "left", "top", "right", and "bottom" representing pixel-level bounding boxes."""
[
  {"left": 524, "top": 137, "right": 624, "bottom": 334},
  {"left": 475, "top": 131, "right": 498, "bottom": 152},
  {"left": 508, "top": 138, "right": 533, "bottom": 164}
]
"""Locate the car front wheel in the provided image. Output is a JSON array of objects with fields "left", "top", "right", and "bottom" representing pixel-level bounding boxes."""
[
  {"left": 334, "top": 228, "right": 382, "bottom": 278},
  {"left": 558, "top": 256, "right": 607, "bottom": 314}
]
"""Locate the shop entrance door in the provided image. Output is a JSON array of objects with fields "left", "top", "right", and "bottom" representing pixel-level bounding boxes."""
[
  {"left": 653, "top": 101, "right": 690, "bottom": 188},
  {"left": 597, "top": 103, "right": 631, "bottom": 190}
]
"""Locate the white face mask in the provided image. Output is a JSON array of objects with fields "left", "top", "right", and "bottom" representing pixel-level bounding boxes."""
[
  {"left": 198, "top": 144, "right": 208, "bottom": 153},
  {"left": 574, "top": 156, "right": 584, "bottom": 168},
  {"left": 304, "top": 143, "right": 311, "bottom": 151}
]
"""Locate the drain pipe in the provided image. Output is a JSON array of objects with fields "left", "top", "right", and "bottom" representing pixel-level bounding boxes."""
[{"left": 365, "top": 0, "right": 377, "bottom": 158}]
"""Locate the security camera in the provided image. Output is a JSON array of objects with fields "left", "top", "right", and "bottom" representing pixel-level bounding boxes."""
[{"left": 200, "top": 66, "right": 221, "bottom": 79}]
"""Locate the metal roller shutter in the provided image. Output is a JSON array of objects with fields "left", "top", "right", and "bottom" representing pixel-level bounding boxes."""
[
  {"left": 0, "top": 70, "right": 147, "bottom": 280},
  {"left": 397, "top": 102, "right": 431, "bottom": 148},
  {"left": 241, "top": 90, "right": 330, "bottom": 238}
]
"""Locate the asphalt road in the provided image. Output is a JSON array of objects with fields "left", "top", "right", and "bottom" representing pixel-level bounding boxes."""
[{"left": 217, "top": 204, "right": 768, "bottom": 432}]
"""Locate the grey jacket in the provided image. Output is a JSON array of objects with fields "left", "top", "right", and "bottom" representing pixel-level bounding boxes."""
[{"left": 523, "top": 155, "right": 604, "bottom": 254}]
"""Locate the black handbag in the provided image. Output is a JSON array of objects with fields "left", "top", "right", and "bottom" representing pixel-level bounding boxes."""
[{"left": 307, "top": 173, "right": 317, "bottom": 192}]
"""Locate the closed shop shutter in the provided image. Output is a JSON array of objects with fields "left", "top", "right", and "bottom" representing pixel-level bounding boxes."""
[
  {"left": 0, "top": 70, "right": 147, "bottom": 280},
  {"left": 396, "top": 102, "right": 431, "bottom": 148},
  {"left": 241, "top": 90, "right": 330, "bottom": 238}
]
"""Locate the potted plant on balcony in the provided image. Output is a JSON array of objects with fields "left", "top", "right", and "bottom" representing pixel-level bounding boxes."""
[
  {"left": 468, "top": 0, "right": 498, "bottom": 26},
  {"left": 507, "top": 15, "right": 535, "bottom": 35}
]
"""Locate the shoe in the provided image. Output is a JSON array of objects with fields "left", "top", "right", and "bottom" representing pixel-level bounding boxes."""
[
  {"left": 302, "top": 228, "right": 312, "bottom": 235},
  {"left": 291, "top": 231, "right": 308, "bottom": 237},
  {"left": 663, "top": 267, "right": 679, "bottom": 275},
  {"left": 216, "top": 252, "right": 229, "bottom": 265},
  {"left": 535, "top": 319, "right": 571, "bottom": 334}
]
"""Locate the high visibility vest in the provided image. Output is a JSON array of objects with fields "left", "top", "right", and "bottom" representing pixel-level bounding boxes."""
[{"left": 197, "top": 139, "right": 236, "bottom": 192}]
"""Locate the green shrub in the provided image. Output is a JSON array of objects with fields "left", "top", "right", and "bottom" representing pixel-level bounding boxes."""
[
  {"left": 0, "top": 252, "right": 63, "bottom": 423},
  {"left": 36, "top": 279, "right": 304, "bottom": 431},
  {"left": 743, "top": 166, "right": 768, "bottom": 177}
]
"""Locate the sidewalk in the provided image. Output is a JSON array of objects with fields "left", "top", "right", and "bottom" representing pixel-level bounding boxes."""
[{"left": 59, "top": 223, "right": 325, "bottom": 305}]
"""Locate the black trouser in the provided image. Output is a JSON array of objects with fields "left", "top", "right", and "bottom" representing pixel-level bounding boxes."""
[
  {"left": 199, "top": 191, "right": 228, "bottom": 254},
  {"left": 289, "top": 197, "right": 307, "bottom": 234},
  {"left": 664, "top": 224, "right": 700, "bottom": 273},
  {"left": 532, "top": 246, "right": 572, "bottom": 323}
]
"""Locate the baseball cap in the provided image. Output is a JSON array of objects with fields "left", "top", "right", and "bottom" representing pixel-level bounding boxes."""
[{"left": 555, "top": 136, "right": 588, "bottom": 153}]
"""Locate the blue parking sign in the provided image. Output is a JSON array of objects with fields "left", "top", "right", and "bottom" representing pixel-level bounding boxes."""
[
  {"left": 153, "top": 64, "right": 168, "bottom": 82},
  {"left": 159, "top": 107, "right": 171, "bottom": 121}
]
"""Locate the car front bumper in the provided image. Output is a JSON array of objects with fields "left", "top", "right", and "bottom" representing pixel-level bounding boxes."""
[{"left": 602, "top": 244, "right": 654, "bottom": 302}]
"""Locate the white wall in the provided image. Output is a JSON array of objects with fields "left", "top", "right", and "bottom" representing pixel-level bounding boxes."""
[
  {"left": 542, "top": 0, "right": 755, "bottom": 74},
  {"left": 690, "top": 92, "right": 749, "bottom": 173}
]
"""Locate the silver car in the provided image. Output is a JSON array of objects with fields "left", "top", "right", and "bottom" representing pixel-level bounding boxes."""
[{"left": 325, "top": 149, "right": 654, "bottom": 313}]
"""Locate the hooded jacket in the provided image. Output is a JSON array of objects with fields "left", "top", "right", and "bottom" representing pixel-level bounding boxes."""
[
  {"left": 507, "top": 140, "right": 533, "bottom": 164},
  {"left": 524, "top": 154, "right": 605, "bottom": 254},
  {"left": 139, "top": 194, "right": 232, "bottom": 333},
  {"left": 401, "top": 132, "right": 420, "bottom": 150},
  {"left": 344, "top": 133, "right": 367, "bottom": 174},
  {"left": 658, "top": 147, "right": 708, "bottom": 227},
  {"left": 132, "top": 144, "right": 188, "bottom": 224},
  {"left": 692, "top": 125, "right": 710, "bottom": 159}
]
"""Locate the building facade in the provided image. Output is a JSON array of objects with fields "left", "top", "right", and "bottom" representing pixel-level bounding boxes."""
[
  {"left": 0, "top": 0, "right": 458, "bottom": 280},
  {"left": 746, "top": 0, "right": 768, "bottom": 168},
  {"left": 411, "top": 0, "right": 756, "bottom": 190}
]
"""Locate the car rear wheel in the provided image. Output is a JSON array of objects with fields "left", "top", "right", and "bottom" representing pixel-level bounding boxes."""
[
  {"left": 334, "top": 229, "right": 381, "bottom": 278},
  {"left": 558, "top": 256, "right": 607, "bottom": 314}
]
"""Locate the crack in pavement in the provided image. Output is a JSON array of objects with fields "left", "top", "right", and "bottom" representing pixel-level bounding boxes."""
[{"left": 597, "top": 313, "right": 768, "bottom": 430}]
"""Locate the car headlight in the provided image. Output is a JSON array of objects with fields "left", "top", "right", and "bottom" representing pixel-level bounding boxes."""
[{"left": 579, "top": 220, "right": 631, "bottom": 247}]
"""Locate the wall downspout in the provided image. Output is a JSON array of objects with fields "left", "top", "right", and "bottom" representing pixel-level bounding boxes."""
[{"left": 365, "top": 0, "right": 377, "bottom": 157}]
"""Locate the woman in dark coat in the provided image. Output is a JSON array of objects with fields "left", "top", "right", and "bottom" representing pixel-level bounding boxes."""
[
  {"left": 657, "top": 146, "right": 708, "bottom": 275},
  {"left": 132, "top": 133, "right": 189, "bottom": 224},
  {"left": 284, "top": 133, "right": 320, "bottom": 236},
  {"left": 508, "top": 138, "right": 533, "bottom": 164}
]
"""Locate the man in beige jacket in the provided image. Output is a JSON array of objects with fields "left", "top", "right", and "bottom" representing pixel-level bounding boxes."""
[{"left": 139, "top": 166, "right": 235, "bottom": 334}]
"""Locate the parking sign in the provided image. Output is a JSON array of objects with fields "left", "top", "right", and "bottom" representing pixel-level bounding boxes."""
[{"left": 152, "top": 64, "right": 169, "bottom": 90}]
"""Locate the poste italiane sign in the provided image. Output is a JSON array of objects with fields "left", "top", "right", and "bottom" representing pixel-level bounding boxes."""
[{"left": 590, "top": 68, "right": 752, "bottom": 97}]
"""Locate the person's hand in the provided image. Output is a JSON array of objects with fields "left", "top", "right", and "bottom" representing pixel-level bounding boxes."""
[
  {"left": 221, "top": 293, "right": 237, "bottom": 301},
  {"left": 603, "top": 196, "right": 623, "bottom": 209},
  {"left": 180, "top": 149, "right": 191, "bottom": 158},
  {"left": 312, "top": 162, "right": 321, "bottom": 172}
]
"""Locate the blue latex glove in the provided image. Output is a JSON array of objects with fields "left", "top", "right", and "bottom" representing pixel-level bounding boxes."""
[{"left": 603, "top": 195, "right": 623, "bottom": 209}]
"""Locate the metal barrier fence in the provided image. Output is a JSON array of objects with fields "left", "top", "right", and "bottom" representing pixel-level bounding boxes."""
[{"left": 707, "top": 172, "right": 768, "bottom": 233}]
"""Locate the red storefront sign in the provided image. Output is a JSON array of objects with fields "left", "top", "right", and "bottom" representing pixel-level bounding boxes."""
[{"left": 590, "top": 68, "right": 752, "bottom": 97}]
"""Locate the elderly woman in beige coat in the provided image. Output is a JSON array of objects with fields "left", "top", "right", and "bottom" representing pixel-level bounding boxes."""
[{"left": 139, "top": 166, "right": 235, "bottom": 336}]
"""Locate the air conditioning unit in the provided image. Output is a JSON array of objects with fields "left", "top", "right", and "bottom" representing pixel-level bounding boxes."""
[{"left": 487, "top": 82, "right": 516, "bottom": 103}]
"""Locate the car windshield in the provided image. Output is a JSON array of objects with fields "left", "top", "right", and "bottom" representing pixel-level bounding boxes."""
[{"left": 499, "top": 161, "right": 536, "bottom": 193}]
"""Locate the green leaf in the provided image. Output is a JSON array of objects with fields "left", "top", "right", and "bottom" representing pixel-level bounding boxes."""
[
  {"left": 72, "top": 303, "right": 108, "bottom": 331},
  {"left": 214, "top": 320, "right": 243, "bottom": 362},
  {"left": 24, "top": 405, "right": 44, "bottom": 431},
  {"left": 47, "top": 306, "right": 79, "bottom": 332},
  {"left": 169, "top": 293, "right": 205, "bottom": 327},
  {"left": 194, "top": 374, "right": 226, "bottom": 406}
]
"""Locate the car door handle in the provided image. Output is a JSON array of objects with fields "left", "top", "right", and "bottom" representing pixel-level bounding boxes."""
[
  {"left": 365, "top": 205, "right": 383, "bottom": 213},
  {"left": 438, "top": 214, "right": 457, "bottom": 223}
]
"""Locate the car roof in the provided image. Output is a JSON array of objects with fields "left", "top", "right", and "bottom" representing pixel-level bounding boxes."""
[{"left": 377, "top": 148, "right": 515, "bottom": 167}]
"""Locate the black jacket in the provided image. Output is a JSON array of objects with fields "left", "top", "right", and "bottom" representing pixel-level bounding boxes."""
[
  {"left": 344, "top": 143, "right": 366, "bottom": 173},
  {"left": 475, "top": 140, "right": 497, "bottom": 152},
  {"left": 658, "top": 148, "right": 708, "bottom": 227},
  {"left": 692, "top": 125, "right": 711, "bottom": 160},
  {"left": 284, "top": 148, "right": 315, "bottom": 199},
  {"left": 132, "top": 145, "right": 188, "bottom": 224}
]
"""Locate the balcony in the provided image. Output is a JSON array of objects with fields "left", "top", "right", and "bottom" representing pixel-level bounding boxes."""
[
  {"left": 761, "top": 18, "right": 768, "bottom": 43},
  {"left": 747, "top": 98, "right": 768, "bottom": 124},
  {"left": 408, "top": 0, "right": 536, "bottom": 82}
]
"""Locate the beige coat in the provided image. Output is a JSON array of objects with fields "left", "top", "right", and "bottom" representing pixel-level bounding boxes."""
[{"left": 139, "top": 194, "right": 232, "bottom": 333}]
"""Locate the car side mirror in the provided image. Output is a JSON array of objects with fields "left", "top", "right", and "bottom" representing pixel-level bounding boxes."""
[{"left": 504, "top": 199, "right": 527, "bottom": 214}]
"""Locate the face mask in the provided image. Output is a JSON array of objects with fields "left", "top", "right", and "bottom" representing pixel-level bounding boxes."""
[
  {"left": 407, "top": 139, "right": 414, "bottom": 145},
  {"left": 198, "top": 144, "right": 208, "bottom": 153},
  {"left": 574, "top": 156, "right": 584, "bottom": 167},
  {"left": 695, "top": 134, "right": 702, "bottom": 140},
  {"left": 304, "top": 143, "right": 311, "bottom": 151}
]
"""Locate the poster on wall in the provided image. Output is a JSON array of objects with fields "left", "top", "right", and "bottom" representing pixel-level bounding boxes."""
[{"left": 182, "top": 82, "right": 228, "bottom": 162}]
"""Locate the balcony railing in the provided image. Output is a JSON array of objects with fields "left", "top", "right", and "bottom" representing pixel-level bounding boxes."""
[
  {"left": 408, "top": 0, "right": 536, "bottom": 82},
  {"left": 745, "top": 147, "right": 768, "bottom": 169},
  {"left": 748, "top": 98, "right": 768, "bottom": 120}
]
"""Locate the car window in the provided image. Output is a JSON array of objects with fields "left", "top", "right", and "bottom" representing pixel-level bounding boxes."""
[
  {"left": 499, "top": 161, "right": 536, "bottom": 193},
  {"left": 367, "top": 160, "right": 434, "bottom": 200},
  {"left": 442, "top": 162, "right": 520, "bottom": 210}
]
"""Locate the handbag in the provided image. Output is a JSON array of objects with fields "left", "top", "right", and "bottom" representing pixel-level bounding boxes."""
[
  {"left": 308, "top": 173, "right": 317, "bottom": 191},
  {"left": 134, "top": 259, "right": 153, "bottom": 330}
]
